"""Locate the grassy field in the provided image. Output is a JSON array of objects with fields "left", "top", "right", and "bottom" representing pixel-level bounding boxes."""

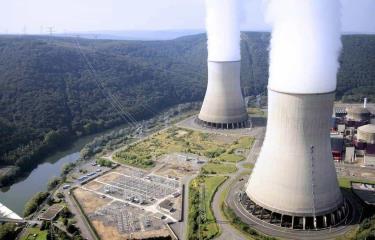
[
  {"left": 338, "top": 177, "right": 375, "bottom": 189},
  {"left": 247, "top": 108, "right": 266, "bottom": 116},
  {"left": 202, "top": 163, "right": 237, "bottom": 174},
  {"left": 187, "top": 175, "right": 228, "bottom": 240},
  {"left": 221, "top": 202, "right": 275, "bottom": 240},
  {"left": 21, "top": 227, "right": 47, "bottom": 240},
  {"left": 242, "top": 163, "right": 254, "bottom": 170},
  {"left": 114, "top": 127, "right": 254, "bottom": 168},
  {"left": 218, "top": 153, "right": 244, "bottom": 162},
  {"left": 216, "top": 172, "right": 275, "bottom": 240},
  {"left": 232, "top": 137, "right": 254, "bottom": 150}
]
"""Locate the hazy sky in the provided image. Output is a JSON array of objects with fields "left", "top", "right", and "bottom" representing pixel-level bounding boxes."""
[{"left": 1, "top": 0, "right": 374, "bottom": 34}]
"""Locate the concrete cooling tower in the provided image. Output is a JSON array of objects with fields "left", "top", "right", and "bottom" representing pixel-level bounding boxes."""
[
  {"left": 197, "top": 61, "right": 248, "bottom": 129},
  {"left": 243, "top": 89, "right": 348, "bottom": 230}
]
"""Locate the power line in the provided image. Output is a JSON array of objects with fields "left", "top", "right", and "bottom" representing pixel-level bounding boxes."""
[{"left": 74, "top": 38, "right": 139, "bottom": 128}]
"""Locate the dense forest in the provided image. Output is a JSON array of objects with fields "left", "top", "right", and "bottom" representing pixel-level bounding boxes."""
[{"left": 0, "top": 33, "right": 374, "bottom": 186}]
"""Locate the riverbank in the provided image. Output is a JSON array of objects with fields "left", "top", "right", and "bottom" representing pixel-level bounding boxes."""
[
  {"left": 0, "top": 102, "right": 200, "bottom": 216},
  {"left": 0, "top": 102, "right": 202, "bottom": 189},
  {"left": 0, "top": 125, "right": 124, "bottom": 189}
]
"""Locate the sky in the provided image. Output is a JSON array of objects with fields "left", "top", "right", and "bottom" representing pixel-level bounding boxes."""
[{"left": 1, "top": 0, "right": 374, "bottom": 34}]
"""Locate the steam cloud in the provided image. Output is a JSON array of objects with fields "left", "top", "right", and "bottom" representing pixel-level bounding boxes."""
[
  {"left": 206, "top": 0, "right": 242, "bottom": 62},
  {"left": 266, "top": 0, "right": 342, "bottom": 93}
]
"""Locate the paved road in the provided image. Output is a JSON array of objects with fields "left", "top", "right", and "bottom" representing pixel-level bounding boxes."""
[
  {"left": 211, "top": 173, "right": 247, "bottom": 240},
  {"left": 170, "top": 174, "right": 197, "bottom": 240},
  {"left": 168, "top": 115, "right": 265, "bottom": 240},
  {"left": 64, "top": 190, "right": 97, "bottom": 240},
  {"left": 209, "top": 122, "right": 364, "bottom": 240},
  {"left": 211, "top": 124, "right": 265, "bottom": 240},
  {"left": 210, "top": 120, "right": 364, "bottom": 240}
]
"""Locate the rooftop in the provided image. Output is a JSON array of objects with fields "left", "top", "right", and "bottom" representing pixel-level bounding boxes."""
[
  {"left": 358, "top": 124, "right": 375, "bottom": 134},
  {"left": 346, "top": 107, "right": 371, "bottom": 115}
]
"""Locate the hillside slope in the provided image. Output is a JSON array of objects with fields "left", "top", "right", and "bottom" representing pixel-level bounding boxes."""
[{"left": 0, "top": 33, "right": 374, "bottom": 186}]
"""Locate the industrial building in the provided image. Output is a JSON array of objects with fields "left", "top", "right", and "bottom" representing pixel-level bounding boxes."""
[
  {"left": 197, "top": 61, "right": 248, "bottom": 129},
  {"left": 357, "top": 124, "right": 375, "bottom": 144},
  {"left": 332, "top": 102, "right": 375, "bottom": 165},
  {"left": 358, "top": 124, "right": 375, "bottom": 165},
  {"left": 346, "top": 106, "right": 371, "bottom": 127},
  {"left": 331, "top": 134, "right": 345, "bottom": 161},
  {"left": 244, "top": 89, "right": 348, "bottom": 230}
]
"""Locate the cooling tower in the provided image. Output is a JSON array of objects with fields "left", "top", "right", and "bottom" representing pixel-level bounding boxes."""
[
  {"left": 244, "top": 89, "right": 347, "bottom": 230},
  {"left": 197, "top": 61, "right": 248, "bottom": 129}
]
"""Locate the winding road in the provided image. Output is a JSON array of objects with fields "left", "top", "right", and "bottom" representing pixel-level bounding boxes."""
[
  {"left": 210, "top": 122, "right": 364, "bottom": 240},
  {"left": 211, "top": 125, "right": 265, "bottom": 240}
]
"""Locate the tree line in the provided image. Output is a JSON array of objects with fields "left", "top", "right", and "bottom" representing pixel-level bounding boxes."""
[{"left": 0, "top": 33, "right": 374, "bottom": 186}]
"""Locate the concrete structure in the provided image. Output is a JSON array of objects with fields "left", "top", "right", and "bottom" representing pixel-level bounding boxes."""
[
  {"left": 0, "top": 202, "right": 22, "bottom": 220},
  {"left": 245, "top": 89, "right": 347, "bottom": 230},
  {"left": 352, "top": 183, "right": 375, "bottom": 206},
  {"left": 337, "top": 124, "right": 346, "bottom": 134},
  {"left": 197, "top": 61, "right": 248, "bottom": 129},
  {"left": 331, "top": 134, "right": 344, "bottom": 161},
  {"left": 346, "top": 107, "right": 371, "bottom": 122},
  {"left": 345, "top": 147, "right": 355, "bottom": 163},
  {"left": 357, "top": 124, "right": 375, "bottom": 144},
  {"left": 334, "top": 107, "right": 347, "bottom": 118}
]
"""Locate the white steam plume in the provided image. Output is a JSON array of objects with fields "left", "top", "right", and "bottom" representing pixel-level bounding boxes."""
[
  {"left": 266, "top": 0, "right": 342, "bottom": 94},
  {"left": 206, "top": 0, "right": 242, "bottom": 62}
]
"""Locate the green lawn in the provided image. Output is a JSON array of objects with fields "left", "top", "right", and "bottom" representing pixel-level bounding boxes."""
[
  {"left": 338, "top": 177, "right": 375, "bottom": 189},
  {"left": 188, "top": 175, "right": 228, "bottom": 240},
  {"left": 247, "top": 108, "right": 265, "bottom": 117},
  {"left": 233, "top": 137, "right": 254, "bottom": 150},
  {"left": 113, "top": 127, "right": 253, "bottom": 168},
  {"left": 202, "top": 163, "right": 237, "bottom": 174},
  {"left": 216, "top": 172, "right": 274, "bottom": 240},
  {"left": 218, "top": 153, "right": 244, "bottom": 162},
  {"left": 21, "top": 228, "right": 47, "bottom": 240},
  {"left": 242, "top": 163, "right": 254, "bottom": 170}
]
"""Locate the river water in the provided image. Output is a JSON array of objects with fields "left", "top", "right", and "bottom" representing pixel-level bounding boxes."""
[{"left": 0, "top": 126, "right": 125, "bottom": 216}]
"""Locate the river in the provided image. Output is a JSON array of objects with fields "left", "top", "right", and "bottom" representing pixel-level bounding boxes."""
[
  {"left": 0, "top": 126, "right": 126, "bottom": 216},
  {"left": 0, "top": 105, "right": 195, "bottom": 217}
]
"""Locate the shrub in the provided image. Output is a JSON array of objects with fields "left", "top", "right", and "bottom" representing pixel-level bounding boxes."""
[{"left": 24, "top": 192, "right": 49, "bottom": 217}]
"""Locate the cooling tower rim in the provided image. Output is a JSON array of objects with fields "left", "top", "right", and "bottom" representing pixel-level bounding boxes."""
[
  {"left": 207, "top": 60, "right": 241, "bottom": 63},
  {"left": 268, "top": 87, "right": 336, "bottom": 96},
  {"left": 246, "top": 191, "right": 345, "bottom": 217}
]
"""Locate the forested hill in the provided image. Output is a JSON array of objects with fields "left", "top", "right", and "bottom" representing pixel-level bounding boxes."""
[{"left": 0, "top": 32, "right": 374, "bottom": 186}]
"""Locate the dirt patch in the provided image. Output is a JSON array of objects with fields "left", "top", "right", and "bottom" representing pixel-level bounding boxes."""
[
  {"left": 176, "top": 130, "right": 188, "bottom": 137},
  {"left": 96, "top": 172, "right": 120, "bottom": 182},
  {"left": 85, "top": 181, "right": 103, "bottom": 191},
  {"left": 132, "top": 228, "right": 170, "bottom": 239},
  {"left": 362, "top": 172, "right": 375, "bottom": 178},
  {"left": 38, "top": 204, "right": 64, "bottom": 221},
  {"left": 92, "top": 220, "right": 129, "bottom": 240},
  {"left": 155, "top": 165, "right": 195, "bottom": 178},
  {"left": 73, "top": 188, "right": 110, "bottom": 213},
  {"left": 92, "top": 219, "right": 170, "bottom": 240}
]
